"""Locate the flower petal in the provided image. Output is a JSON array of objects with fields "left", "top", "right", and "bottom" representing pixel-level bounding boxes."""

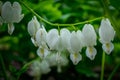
[
  {"left": 36, "top": 28, "right": 47, "bottom": 47},
  {"left": 86, "top": 46, "right": 97, "bottom": 60},
  {"left": 70, "top": 31, "right": 82, "bottom": 53},
  {"left": 31, "top": 37, "right": 38, "bottom": 47},
  {"left": 70, "top": 53, "right": 82, "bottom": 65},
  {"left": 27, "top": 16, "right": 40, "bottom": 37},
  {"left": 60, "top": 28, "right": 71, "bottom": 50},
  {"left": 12, "top": 2, "right": 24, "bottom": 23},
  {"left": 99, "top": 18, "right": 115, "bottom": 43},
  {"left": 1, "top": 1, "right": 13, "bottom": 23},
  {"left": 82, "top": 24, "right": 97, "bottom": 46},
  {"left": 102, "top": 42, "right": 114, "bottom": 55},
  {"left": 40, "top": 60, "right": 51, "bottom": 74},
  {"left": 8, "top": 23, "right": 14, "bottom": 35},
  {"left": 46, "top": 29, "right": 59, "bottom": 50},
  {"left": 37, "top": 47, "right": 50, "bottom": 59}
]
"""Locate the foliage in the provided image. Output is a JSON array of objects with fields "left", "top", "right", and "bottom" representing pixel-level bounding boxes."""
[{"left": 0, "top": 0, "right": 120, "bottom": 80}]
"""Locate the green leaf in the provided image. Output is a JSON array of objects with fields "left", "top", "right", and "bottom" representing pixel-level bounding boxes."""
[{"left": 75, "top": 65, "right": 98, "bottom": 77}]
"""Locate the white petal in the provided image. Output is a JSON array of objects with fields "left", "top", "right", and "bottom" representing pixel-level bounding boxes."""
[
  {"left": 40, "top": 60, "right": 51, "bottom": 74},
  {"left": 46, "top": 29, "right": 59, "bottom": 50},
  {"left": 1, "top": 1, "right": 24, "bottom": 23},
  {"left": 76, "top": 30, "right": 84, "bottom": 47},
  {"left": 60, "top": 28, "right": 71, "bottom": 50},
  {"left": 45, "top": 53, "right": 57, "bottom": 66},
  {"left": 102, "top": 42, "right": 114, "bottom": 55},
  {"left": 29, "top": 60, "right": 41, "bottom": 76},
  {"left": 36, "top": 28, "right": 47, "bottom": 47},
  {"left": 70, "top": 53, "right": 82, "bottom": 65},
  {"left": 82, "top": 24, "right": 97, "bottom": 46},
  {"left": 37, "top": 47, "right": 50, "bottom": 59},
  {"left": 56, "top": 52, "right": 68, "bottom": 66},
  {"left": 86, "top": 46, "right": 97, "bottom": 60},
  {"left": 12, "top": 2, "right": 24, "bottom": 23},
  {"left": 31, "top": 37, "right": 38, "bottom": 47},
  {"left": 99, "top": 18, "right": 115, "bottom": 43},
  {"left": 8, "top": 23, "right": 14, "bottom": 35},
  {"left": 1, "top": 1, "right": 13, "bottom": 23},
  {"left": 27, "top": 16, "right": 40, "bottom": 37},
  {"left": 70, "top": 31, "right": 82, "bottom": 53}
]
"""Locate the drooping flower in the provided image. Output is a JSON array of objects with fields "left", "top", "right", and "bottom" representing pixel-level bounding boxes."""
[
  {"left": 35, "top": 26, "right": 47, "bottom": 47},
  {"left": 1, "top": 1, "right": 24, "bottom": 35},
  {"left": 60, "top": 28, "right": 71, "bottom": 50},
  {"left": 29, "top": 60, "right": 41, "bottom": 77},
  {"left": 68, "top": 31, "right": 83, "bottom": 65},
  {"left": 39, "top": 59, "right": 51, "bottom": 74},
  {"left": 82, "top": 24, "right": 97, "bottom": 60},
  {"left": 99, "top": 18, "right": 115, "bottom": 54},
  {"left": 37, "top": 46, "right": 50, "bottom": 59},
  {"left": 46, "top": 29, "right": 59, "bottom": 50},
  {"left": 28, "top": 16, "right": 40, "bottom": 46}
]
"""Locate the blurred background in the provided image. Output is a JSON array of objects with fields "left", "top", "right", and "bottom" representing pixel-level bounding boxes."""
[{"left": 0, "top": 0, "right": 120, "bottom": 80}]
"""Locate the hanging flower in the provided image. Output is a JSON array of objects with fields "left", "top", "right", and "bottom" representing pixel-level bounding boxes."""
[
  {"left": 82, "top": 24, "right": 97, "bottom": 60},
  {"left": 35, "top": 26, "right": 47, "bottom": 47},
  {"left": 68, "top": 31, "right": 83, "bottom": 65},
  {"left": 46, "top": 29, "right": 59, "bottom": 50},
  {"left": 99, "top": 18, "right": 115, "bottom": 54},
  {"left": 28, "top": 16, "right": 40, "bottom": 46},
  {"left": 29, "top": 60, "right": 41, "bottom": 77},
  {"left": 37, "top": 46, "right": 50, "bottom": 59},
  {"left": 60, "top": 28, "right": 71, "bottom": 50},
  {"left": 39, "top": 60, "right": 51, "bottom": 74},
  {"left": 1, "top": 1, "right": 24, "bottom": 35}
]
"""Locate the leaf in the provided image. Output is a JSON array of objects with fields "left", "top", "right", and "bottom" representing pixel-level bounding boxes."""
[{"left": 75, "top": 65, "right": 98, "bottom": 77}]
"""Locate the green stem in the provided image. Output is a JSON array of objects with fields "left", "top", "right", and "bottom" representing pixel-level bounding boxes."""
[
  {"left": 19, "top": 0, "right": 103, "bottom": 27},
  {"left": 108, "top": 63, "right": 120, "bottom": 80},
  {"left": 100, "top": 51, "right": 105, "bottom": 80},
  {"left": 0, "top": 53, "right": 8, "bottom": 80}
]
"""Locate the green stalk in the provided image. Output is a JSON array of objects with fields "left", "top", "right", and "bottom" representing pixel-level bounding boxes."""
[
  {"left": 100, "top": 51, "right": 105, "bottom": 80},
  {"left": 0, "top": 53, "right": 8, "bottom": 80}
]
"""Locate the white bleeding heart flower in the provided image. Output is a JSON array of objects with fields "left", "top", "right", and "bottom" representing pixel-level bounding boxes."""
[
  {"left": 35, "top": 27, "right": 47, "bottom": 48},
  {"left": 28, "top": 16, "right": 40, "bottom": 37},
  {"left": 40, "top": 60, "right": 51, "bottom": 74},
  {"left": 29, "top": 60, "right": 41, "bottom": 77},
  {"left": 37, "top": 47, "right": 50, "bottom": 59},
  {"left": 82, "top": 24, "right": 97, "bottom": 60},
  {"left": 46, "top": 29, "right": 59, "bottom": 50},
  {"left": 70, "top": 53, "right": 82, "bottom": 65},
  {"left": 99, "top": 18, "right": 115, "bottom": 54},
  {"left": 86, "top": 46, "right": 97, "bottom": 60},
  {"left": 28, "top": 16, "right": 41, "bottom": 46},
  {"left": 1, "top": 1, "right": 24, "bottom": 35},
  {"left": 60, "top": 28, "right": 71, "bottom": 50},
  {"left": 68, "top": 31, "right": 83, "bottom": 65}
]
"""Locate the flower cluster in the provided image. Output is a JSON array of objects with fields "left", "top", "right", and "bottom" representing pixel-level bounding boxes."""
[
  {"left": 0, "top": 1, "right": 24, "bottom": 35},
  {"left": 28, "top": 16, "right": 115, "bottom": 74}
]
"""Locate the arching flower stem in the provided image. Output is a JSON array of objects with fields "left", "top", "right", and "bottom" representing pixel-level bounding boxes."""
[{"left": 19, "top": 0, "right": 104, "bottom": 27}]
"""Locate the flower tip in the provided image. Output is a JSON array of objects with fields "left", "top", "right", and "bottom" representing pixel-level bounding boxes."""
[
  {"left": 86, "top": 47, "right": 97, "bottom": 60},
  {"left": 8, "top": 23, "right": 15, "bottom": 35}
]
